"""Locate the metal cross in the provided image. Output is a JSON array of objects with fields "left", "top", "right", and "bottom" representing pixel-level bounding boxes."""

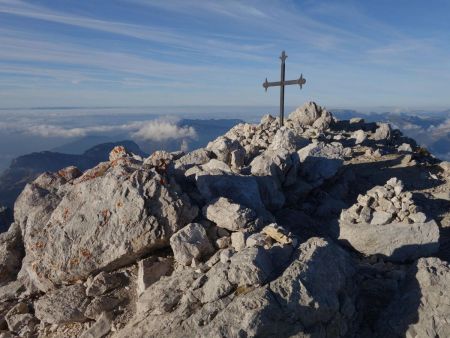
[{"left": 263, "top": 51, "right": 306, "bottom": 126}]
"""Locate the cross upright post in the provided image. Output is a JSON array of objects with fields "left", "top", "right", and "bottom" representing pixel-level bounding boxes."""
[{"left": 263, "top": 51, "right": 306, "bottom": 126}]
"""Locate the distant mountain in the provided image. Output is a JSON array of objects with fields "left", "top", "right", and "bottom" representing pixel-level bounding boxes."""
[
  {"left": 0, "top": 140, "right": 147, "bottom": 208},
  {"left": 0, "top": 118, "right": 245, "bottom": 208}
]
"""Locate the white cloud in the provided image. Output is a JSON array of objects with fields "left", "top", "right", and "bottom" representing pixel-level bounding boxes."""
[{"left": 132, "top": 120, "right": 197, "bottom": 141}]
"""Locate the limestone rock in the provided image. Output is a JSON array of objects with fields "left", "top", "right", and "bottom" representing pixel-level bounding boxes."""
[
  {"left": 0, "top": 223, "right": 23, "bottom": 287},
  {"left": 398, "top": 143, "right": 413, "bottom": 152},
  {"left": 372, "top": 122, "right": 392, "bottom": 141},
  {"left": 206, "top": 136, "right": 244, "bottom": 166},
  {"left": 203, "top": 197, "right": 256, "bottom": 231},
  {"left": 298, "top": 142, "right": 344, "bottom": 185},
  {"left": 137, "top": 256, "right": 173, "bottom": 295},
  {"left": 15, "top": 162, "right": 197, "bottom": 290},
  {"left": 170, "top": 223, "right": 214, "bottom": 266},
  {"left": 86, "top": 271, "right": 128, "bottom": 297},
  {"left": 80, "top": 312, "right": 112, "bottom": 338},
  {"left": 376, "top": 257, "right": 450, "bottom": 337},
  {"left": 288, "top": 102, "right": 333, "bottom": 131},
  {"left": 34, "top": 284, "right": 89, "bottom": 324},
  {"left": 339, "top": 220, "right": 440, "bottom": 262},
  {"left": 352, "top": 129, "right": 366, "bottom": 144}
]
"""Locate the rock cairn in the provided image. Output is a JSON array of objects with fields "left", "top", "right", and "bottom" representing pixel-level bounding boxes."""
[{"left": 341, "top": 178, "right": 427, "bottom": 225}]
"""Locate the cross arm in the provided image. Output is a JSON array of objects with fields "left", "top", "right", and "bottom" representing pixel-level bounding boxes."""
[{"left": 263, "top": 74, "right": 306, "bottom": 91}]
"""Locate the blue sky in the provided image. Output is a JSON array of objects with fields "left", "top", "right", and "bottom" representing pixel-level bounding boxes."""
[{"left": 1, "top": 0, "right": 450, "bottom": 109}]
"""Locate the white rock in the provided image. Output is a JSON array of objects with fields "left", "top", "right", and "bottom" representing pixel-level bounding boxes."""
[
  {"left": 170, "top": 223, "right": 214, "bottom": 266},
  {"left": 370, "top": 211, "right": 394, "bottom": 225},
  {"left": 203, "top": 197, "right": 256, "bottom": 231}
]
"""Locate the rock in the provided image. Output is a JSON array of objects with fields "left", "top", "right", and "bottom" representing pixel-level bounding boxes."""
[
  {"left": 86, "top": 271, "right": 128, "bottom": 297},
  {"left": 144, "top": 150, "right": 174, "bottom": 169},
  {"left": 201, "top": 159, "right": 232, "bottom": 173},
  {"left": 339, "top": 220, "right": 440, "bottom": 262},
  {"left": 170, "top": 223, "right": 214, "bottom": 266},
  {"left": 297, "top": 142, "right": 344, "bottom": 185},
  {"left": 398, "top": 143, "right": 413, "bottom": 152},
  {"left": 230, "top": 148, "right": 245, "bottom": 170},
  {"left": 80, "top": 312, "right": 112, "bottom": 338},
  {"left": 246, "top": 233, "right": 269, "bottom": 248},
  {"left": 84, "top": 295, "right": 122, "bottom": 319},
  {"left": 350, "top": 117, "right": 364, "bottom": 124},
  {"left": 250, "top": 148, "right": 299, "bottom": 187},
  {"left": 109, "top": 145, "right": 132, "bottom": 162},
  {"left": 57, "top": 165, "right": 83, "bottom": 181},
  {"left": 270, "top": 237, "right": 355, "bottom": 330},
  {"left": 206, "top": 136, "right": 243, "bottom": 165},
  {"left": 230, "top": 231, "right": 247, "bottom": 251},
  {"left": 15, "top": 163, "right": 197, "bottom": 290},
  {"left": 137, "top": 256, "right": 173, "bottom": 295},
  {"left": 174, "top": 149, "right": 211, "bottom": 170},
  {"left": 215, "top": 236, "right": 231, "bottom": 249},
  {"left": 219, "top": 248, "right": 234, "bottom": 264},
  {"left": 376, "top": 257, "right": 450, "bottom": 337},
  {"left": 196, "top": 172, "right": 267, "bottom": 214},
  {"left": 227, "top": 247, "right": 273, "bottom": 286},
  {"left": 262, "top": 224, "right": 292, "bottom": 244},
  {"left": 0, "top": 223, "right": 23, "bottom": 287},
  {"left": 409, "top": 212, "right": 427, "bottom": 223},
  {"left": 5, "top": 303, "right": 38, "bottom": 337},
  {"left": 34, "top": 284, "right": 89, "bottom": 324},
  {"left": 202, "top": 197, "right": 256, "bottom": 231},
  {"left": 439, "top": 161, "right": 450, "bottom": 172},
  {"left": 372, "top": 122, "right": 392, "bottom": 141},
  {"left": 370, "top": 211, "right": 394, "bottom": 225},
  {"left": 269, "top": 127, "right": 308, "bottom": 152},
  {"left": 288, "top": 102, "right": 332, "bottom": 131},
  {"left": 352, "top": 130, "right": 366, "bottom": 144},
  {"left": 201, "top": 266, "right": 234, "bottom": 303}
]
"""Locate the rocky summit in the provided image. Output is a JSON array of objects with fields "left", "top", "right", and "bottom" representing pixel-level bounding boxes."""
[{"left": 1, "top": 102, "right": 450, "bottom": 338}]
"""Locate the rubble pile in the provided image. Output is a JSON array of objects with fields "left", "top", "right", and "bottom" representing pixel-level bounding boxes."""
[
  {"left": 341, "top": 178, "right": 427, "bottom": 225},
  {"left": 0, "top": 102, "right": 449, "bottom": 338}
]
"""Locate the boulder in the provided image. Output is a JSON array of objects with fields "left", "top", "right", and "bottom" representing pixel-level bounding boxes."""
[
  {"left": 34, "top": 284, "right": 89, "bottom": 324},
  {"left": 288, "top": 102, "right": 333, "bottom": 131},
  {"left": 0, "top": 223, "right": 23, "bottom": 287},
  {"left": 170, "top": 223, "right": 214, "bottom": 266},
  {"left": 85, "top": 271, "right": 128, "bottom": 297},
  {"left": 376, "top": 257, "right": 450, "bottom": 337},
  {"left": 372, "top": 123, "right": 392, "bottom": 141},
  {"left": 270, "top": 237, "right": 355, "bottom": 330},
  {"left": 15, "top": 162, "right": 197, "bottom": 290},
  {"left": 398, "top": 143, "right": 413, "bottom": 152},
  {"left": 297, "top": 142, "right": 344, "bottom": 185},
  {"left": 339, "top": 220, "right": 440, "bottom": 262},
  {"left": 196, "top": 172, "right": 267, "bottom": 214},
  {"left": 5, "top": 303, "right": 38, "bottom": 337},
  {"left": 206, "top": 136, "right": 244, "bottom": 166},
  {"left": 174, "top": 148, "right": 212, "bottom": 170},
  {"left": 203, "top": 197, "right": 256, "bottom": 231},
  {"left": 352, "top": 130, "right": 367, "bottom": 144}
]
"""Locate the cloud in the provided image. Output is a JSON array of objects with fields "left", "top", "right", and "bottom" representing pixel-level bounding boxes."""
[
  {"left": 6, "top": 116, "right": 198, "bottom": 141},
  {"left": 132, "top": 120, "right": 197, "bottom": 142}
]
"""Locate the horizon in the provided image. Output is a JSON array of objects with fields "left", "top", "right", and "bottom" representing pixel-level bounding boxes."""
[{"left": 1, "top": 1, "right": 450, "bottom": 109}]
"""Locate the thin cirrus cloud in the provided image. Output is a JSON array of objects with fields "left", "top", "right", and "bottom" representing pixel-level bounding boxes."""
[{"left": 0, "top": 0, "right": 449, "bottom": 108}]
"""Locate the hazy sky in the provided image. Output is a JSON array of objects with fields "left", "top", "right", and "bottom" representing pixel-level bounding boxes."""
[{"left": 1, "top": 0, "right": 450, "bottom": 109}]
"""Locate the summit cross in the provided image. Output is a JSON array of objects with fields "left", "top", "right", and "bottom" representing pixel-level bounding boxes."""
[{"left": 263, "top": 51, "right": 306, "bottom": 126}]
